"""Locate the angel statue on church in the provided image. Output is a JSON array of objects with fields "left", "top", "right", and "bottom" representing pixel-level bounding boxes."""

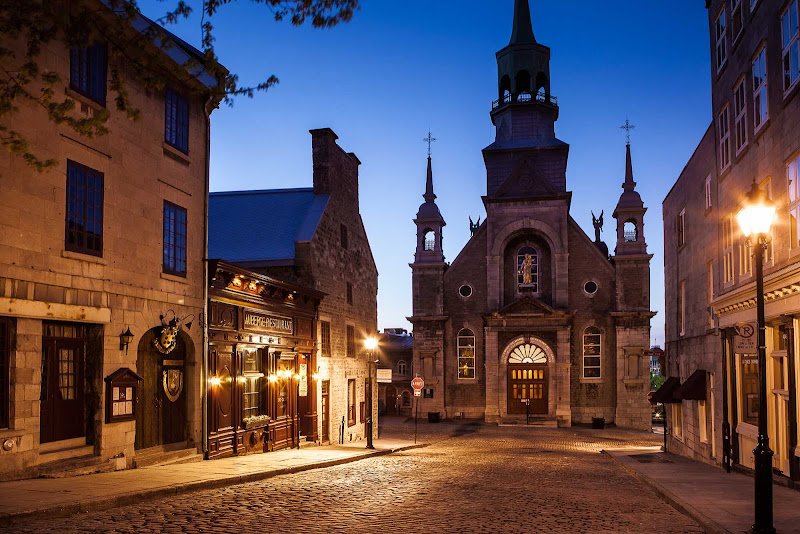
[
  {"left": 519, "top": 253, "right": 535, "bottom": 285},
  {"left": 591, "top": 210, "right": 604, "bottom": 243}
]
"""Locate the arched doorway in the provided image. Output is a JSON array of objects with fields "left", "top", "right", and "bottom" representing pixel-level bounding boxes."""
[
  {"left": 135, "top": 327, "right": 190, "bottom": 450},
  {"left": 506, "top": 341, "right": 549, "bottom": 415},
  {"left": 385, "top": 386, "right": 398, "bottom": 416}
]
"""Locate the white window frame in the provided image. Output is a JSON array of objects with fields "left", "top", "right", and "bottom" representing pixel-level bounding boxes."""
[
  {"left": 734, "top": 78, "right": 747, "bottom": 155},
  {"left": 753, "top": 45, "right": 769, "bottom": 132},
  {"left": 782, "top": 0, "right": 800, "bottom": 94},
  {"left": 698, "top": 400, "right": 709, "bottom": 443},
  {"left": 457, "top": 329, "right": 475, "bottom": 380},
  {"left": 789, "top": 155, "right": 800, "bottom": 250},
  {"left": 397, "top": 359, "right": 407, "bottom": 376},
  {"left": 718, "top": 104, "right": 731, "bottom": 171},
  {"left": 739, "top": 234, "right": 752, "bottom": 277},
  {"left": 679, "top": 280, "right": 686, "bottom": 337},
  {"left": 715, "top": 9, "right": 728, "bottom": 73},
  {"left": 722, "top": 215, "right": 734, "bottom": 285},
  {"left": 731, "top": 0, "right": 744, "bottom": 43},
  {"left": 705, "top": 176, "right": 713, "bottom": 210},
  {"left": 582, "top": 327, "right": 602, "bottom": 379},
  {"left": 677, "top": 208, "right": 686, "bottom": 248},
  {"left": 707, "top": 261, "right": 715, "bottom": 328}
]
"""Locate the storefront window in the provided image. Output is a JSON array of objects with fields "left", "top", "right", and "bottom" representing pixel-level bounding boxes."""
[
  {"left": 242, "top": 349, "right": 266, "bottom": 421},
  {"left": 740, "top": 355, "right": 759, "bottom": 425}
]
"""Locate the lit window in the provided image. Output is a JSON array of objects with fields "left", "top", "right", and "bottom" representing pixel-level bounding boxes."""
[
  {"left": 715, "top": 10, "right": 727, "bottom": 72},
  {"left": 782, "top": 0, "right": 800, "bottom": 92},
  {"left": 673, "top": 403, "right": 683, "bottom": 438},
  {"left": 760, "top": 178, "right": 773, "bottom": 263},
  {"left": 718, "top": 104, "right": 731, "bottom": 170},
  {"left": 739, "top": 234, "right": 751, "bottom": 276},
  {"left": 705, "top": 176, "right": 713, "bottom": 210},
  {"left": 676, "top": 209, "right": 686, "bottom": 248},
  {"left": 731, "top": 0, "right": 744, "bottom": 42},
  {"left": 722, "top": 215, "right": 734, "bottom": 284},
  {"left": 516, "top": 246, "right": 538, "bottom": 292},
  {"left": 789, "top": 156, "right": 800, "bottom": 250},
  {"left": 242, "top": 349, "right": 265, "bottom": 421},
  {"left": 753, "top": 46, "right": 768, "bottom": 130},
  {"left": 734, "top": 79, "right": 747, "bottom": 154},
  {"left": 583, "top": 327, "right": 601, "bottom": 378},
  {"left": 739, "top": 355, "right": 759, "bottom": 425},
  {"left": 347, "top": 379, "right": 356, "bottom": 426},
  {"left": 699, "top": 400, "right": 708, "bottom": 443},
  {"left": 457, "top": 329, "right": 475, "bottom": 379},
  {"left": 320, "top": 321, "right": 331, "bottom": 357}
]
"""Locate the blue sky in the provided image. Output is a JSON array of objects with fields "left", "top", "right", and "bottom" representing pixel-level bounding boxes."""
[{"left": 140, "top": 0, "right": 713, "bottom": 346}]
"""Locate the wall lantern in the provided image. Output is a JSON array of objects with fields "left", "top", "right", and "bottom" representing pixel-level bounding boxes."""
[{"left": 119, "top": 327, "right": 134, "bottom": 354}]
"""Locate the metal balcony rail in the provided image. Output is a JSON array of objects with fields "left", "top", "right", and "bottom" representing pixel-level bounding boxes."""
[
  {"left": 424, "top": 239, "right": 436, "bottom": 251},
  {"left": 624, "top": 231, "right": 638, "bottom": 242},
  {"left": 492, "top": 91, "right": 558, "bottom": 109}
]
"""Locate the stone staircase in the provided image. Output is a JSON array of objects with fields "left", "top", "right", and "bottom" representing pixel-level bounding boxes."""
[
  {"left": 38, "top": 438, "right": 113, "bottom": 478},
  {"left": 133, "top": 443, "right": 203, "bottom": 468},
  {"left": 297, "top": 435, "right": 317, "bottom": 449},
  {"left": 499, "top": 416, "right": 558, "bottom": 428}
]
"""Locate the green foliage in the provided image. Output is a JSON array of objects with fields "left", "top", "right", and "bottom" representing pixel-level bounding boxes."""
[
  {"left": 0, "top": 0, "right": 359, "bottom": 171},
  {"left": 651, "top": 373, "right": 665, "bottom": 391}
]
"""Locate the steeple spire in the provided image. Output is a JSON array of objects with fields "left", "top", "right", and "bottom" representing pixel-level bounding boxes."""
[
  {"left": 509, "top": 0, "right": 536, "bottom": 45},
  {"left": 424, "top": 156, "right": 436, "bottom": 202},
  {"left": 623, "top": 144, "right": 636, "bottom": 191}
]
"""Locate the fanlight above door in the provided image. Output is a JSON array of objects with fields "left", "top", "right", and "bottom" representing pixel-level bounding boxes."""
[{"left": 508, "top": 343, "right": 548, "bottom": 364}]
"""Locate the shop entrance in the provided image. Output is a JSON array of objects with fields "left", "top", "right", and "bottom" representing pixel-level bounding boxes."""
[
  {"left": 41, "top": 323, "right": 87, "bottom": 444},
  {"left": 135, "top": 328, "right": 188, "bottom": 450},
  {"left": 321, "top": 380, "right": 330, "bottom": 443}
]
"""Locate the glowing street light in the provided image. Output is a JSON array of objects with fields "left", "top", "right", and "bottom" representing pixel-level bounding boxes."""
[{"left": 364, "top": 336, "right": 379, "bottom": 449}]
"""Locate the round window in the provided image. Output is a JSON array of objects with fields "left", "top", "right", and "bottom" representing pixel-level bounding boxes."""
[
  {"left": 459, "top": 285, "right": 473, "bottom": 298},
  {"left": 584, "top": 281, "right": 598, "bottom": 295}
]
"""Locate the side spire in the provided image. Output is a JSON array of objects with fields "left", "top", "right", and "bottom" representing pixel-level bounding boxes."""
[
  {"left": 620, "top": 119, "right": 637, "bottom": 191},
  {"left": 509, "top": 0, "right": 536, "bottom": 45},
  {"left": 424, "top": 156, "right": 436, "bottom": 202}
]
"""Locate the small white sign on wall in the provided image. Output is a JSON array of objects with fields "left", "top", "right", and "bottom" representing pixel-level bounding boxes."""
[
  {"left": 734, "top": 322, "right": 757, "bottom": 354},
  {"left": 377, "top": 369, "right": 392, "bottom": 383}
]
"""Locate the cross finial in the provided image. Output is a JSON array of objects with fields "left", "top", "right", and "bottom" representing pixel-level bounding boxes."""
[
  {"left": 423, "top": 129, "right": 437, "bottom": 157},
  {"left": 620, "top": 118, "right": 636, "bottom": 146}
]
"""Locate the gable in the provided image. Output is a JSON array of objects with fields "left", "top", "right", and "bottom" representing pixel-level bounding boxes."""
[
  {"left": 496, "top": 295, "right": 560, "bottom": 316},
  {"left": 495, "top": 159, "right": 558, "bottom": 198}
]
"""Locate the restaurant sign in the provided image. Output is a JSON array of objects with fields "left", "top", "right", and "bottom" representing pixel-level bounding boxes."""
[{"left": 243, "top": 310, "right": 293, "bottom": 336}]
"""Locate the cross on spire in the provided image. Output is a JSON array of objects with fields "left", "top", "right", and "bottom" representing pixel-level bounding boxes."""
[
  {"left": 620, "top": 118, "right": 636, "bottom": 146},
  {"left": 423, "top": 129, "right": 437, "bottom": 157}
]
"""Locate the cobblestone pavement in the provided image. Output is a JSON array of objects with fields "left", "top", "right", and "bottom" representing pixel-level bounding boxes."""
[{"left": 10, "top": 423, "right": 701, "bottom": 533}]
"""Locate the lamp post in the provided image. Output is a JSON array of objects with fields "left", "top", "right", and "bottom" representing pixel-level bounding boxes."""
[
  {"left": 736, "top": 180, "right": 777, "bottom": 534},
  {"left": 364, "top": 336, "right": 378, "bottom": 449}
]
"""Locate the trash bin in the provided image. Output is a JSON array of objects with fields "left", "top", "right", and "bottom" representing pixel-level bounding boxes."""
[
  {"left": 427, "top": 412, "right": 441, "bottom": 423},
  {"left": 591, "top": 417, "right": 605, "bottom": 429}
]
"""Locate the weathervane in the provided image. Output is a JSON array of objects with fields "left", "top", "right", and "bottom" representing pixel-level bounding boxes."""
[
  {"left": 620, "top": 118, "right": 636, "bottom": 145},
  {"left": 423, "top": 129, "right": 437, "bottom": 157}
]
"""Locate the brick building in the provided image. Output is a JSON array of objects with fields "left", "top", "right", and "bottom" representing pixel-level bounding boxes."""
[
  {"left": 662, "top": 0, "right": 800, "bottom": 484},
  {"left": 0, "top": 3, "right": 224, "bottom": 478},
  {"left": 208, "top": 128, "right": 379, "bottom": 445},
  {"left": 377, "top": 328, "right": 414, "bottom": 416},
  {"left": 409, "top": 0, "right": 655, "bottom": 428}
]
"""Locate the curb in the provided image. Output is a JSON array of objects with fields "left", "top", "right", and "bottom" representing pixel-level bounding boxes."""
[
  {"left": 602, "top": 450, "right": 731, "bottom": 534},
  {"left": 0, "top": 443, "right": 428, "bottom": 527}
]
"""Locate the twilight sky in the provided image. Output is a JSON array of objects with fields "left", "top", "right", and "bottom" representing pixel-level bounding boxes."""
[{"left": 139, "top": 0, "right": 713, "bottom": 346}]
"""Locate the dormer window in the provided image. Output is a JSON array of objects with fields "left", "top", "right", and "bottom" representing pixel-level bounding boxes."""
[{"left": 516, "top": 246, "right": 538, "bottom": 292}]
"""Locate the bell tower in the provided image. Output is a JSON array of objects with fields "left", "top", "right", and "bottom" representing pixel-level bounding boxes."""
[
  {"left": 413, "top": 156, "right": 446, "bottom": 264},
  {"left": 613, "top": 141, "right": 648, "bottom": 258}
]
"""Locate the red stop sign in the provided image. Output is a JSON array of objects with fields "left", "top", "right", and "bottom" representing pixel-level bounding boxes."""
[{"left": 411, "top": 377, "right": 425, "bottom": 391}]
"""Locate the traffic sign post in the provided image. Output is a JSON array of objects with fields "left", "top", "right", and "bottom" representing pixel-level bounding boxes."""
[{"left": 411, "top": 376, "right": 424, "bottom": 444}]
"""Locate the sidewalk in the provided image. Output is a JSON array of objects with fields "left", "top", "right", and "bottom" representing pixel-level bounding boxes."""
[
  {"left": 605, "top": 447, "right": 800, "bottom": 533},
  {"left": 0, "top": 438, "right": 424, "bottom": 526}
]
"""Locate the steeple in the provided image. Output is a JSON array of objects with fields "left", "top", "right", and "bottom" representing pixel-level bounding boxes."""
[
  {"left": 424, "top": 156, "right": 436, "bottom": 202},
  {"left": 414, "top": 150, "right": 446, "bottom": 264},
  {"left": 623, "top": 143, "right": 636, "bottom": 191},
  {"left": 510, "top": 0, "right": 536, "bottom": 45},
  {"left": 613, "top": 135, "right": 647, "bottom": 256}
]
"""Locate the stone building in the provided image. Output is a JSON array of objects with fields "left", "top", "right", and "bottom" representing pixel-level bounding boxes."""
[
  {"left": 408, "top": 0, "right": 655, "bottom": 429},
  {"left": 662, "top": 0, "right": 800, "bottom": 484},
  {"left": 208, "top": 128, "right": 379, "bottom": 445},
  {"left": 377, "top": 328, "right": 414, "bottom": 417},
  {"left": 0, "top": 3, "right": 224, "bottom": 479}
]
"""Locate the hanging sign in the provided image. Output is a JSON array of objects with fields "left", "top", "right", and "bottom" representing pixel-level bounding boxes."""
[
  {"left": 377, "top": 369, "right": 393, "bottom": 383},
  {"left": 298, "top": 363, "right": 308, "bottom": 397},
  {"left": 734, "top": 322, "right": 757, "bottom": 353}
]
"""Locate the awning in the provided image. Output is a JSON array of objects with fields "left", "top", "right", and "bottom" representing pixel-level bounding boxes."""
[
  {"left": 674, "top": 369, "right": 708, "bottom": 401},
  {"left": 650, "top": 376, "right": 681, "bottom": 404}
]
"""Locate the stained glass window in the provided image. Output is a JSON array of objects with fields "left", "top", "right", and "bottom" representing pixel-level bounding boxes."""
[{"left": 457, "top": 329, "right": 475, "bottom": 379}]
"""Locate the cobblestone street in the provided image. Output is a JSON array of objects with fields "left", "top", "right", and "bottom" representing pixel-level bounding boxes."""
[{"left": 9, "top": 423, "right": 701, "bottom": 533}]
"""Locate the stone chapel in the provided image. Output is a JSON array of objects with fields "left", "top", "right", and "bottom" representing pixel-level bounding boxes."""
[{"left": 408, "top": 0, "right": 655, "bottom": 429}]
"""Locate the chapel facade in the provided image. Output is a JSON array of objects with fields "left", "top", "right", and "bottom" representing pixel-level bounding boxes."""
[{"left": 409, "top": 0, "right": 654, "bottom": 429}]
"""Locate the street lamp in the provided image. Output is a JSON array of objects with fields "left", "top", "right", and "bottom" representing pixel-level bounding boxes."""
[
  {"left": 364, "top": 336, "right": 378, "bottom": 449},
  {"left": 737, "top": 180, "right": 777, "bottom": 534}
]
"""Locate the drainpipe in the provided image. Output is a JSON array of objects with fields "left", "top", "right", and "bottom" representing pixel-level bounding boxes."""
[
  {"left": 729, "top": 332, "right": 739, "bottom": 465},
  {"left": 201, "top": 95, "right": 212, "bottom": 459}
]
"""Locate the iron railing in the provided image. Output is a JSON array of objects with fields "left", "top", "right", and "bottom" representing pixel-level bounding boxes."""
[{"left": 492, "top": 91, "right": 558, "bottom": 110}]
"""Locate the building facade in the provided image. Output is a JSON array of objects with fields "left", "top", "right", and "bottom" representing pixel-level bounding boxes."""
[
  {"left": 409, "top": 0, "right": 655, "bottom": 429},
  {"left": 662, "top": 0, "right": 800, "bottom": 484},
  {"left": 0, "top": 3, "right": 223, "bottom": 478},
  {"left": 377, "top": 328, "right": 414, "bottom": 417},
  {"left": 208, "top": 128, "right": 379, "bottom": 445}
]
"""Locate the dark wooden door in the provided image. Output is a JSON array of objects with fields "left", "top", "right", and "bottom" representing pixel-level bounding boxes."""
[
  {"left": 40, "top": 337, "right": 85, "bottom": 444},
  {"left": 385, "top": 386, "right": 398, "bottom": 415},
  {"left": 135, "top": 329, "right": 187, "bottom": 449},
  {"left": 507, "top": 365, "right": 548, "bottom": 415},
  {"left": 321, "top": 380, "right": 330, "bottom": 443}
]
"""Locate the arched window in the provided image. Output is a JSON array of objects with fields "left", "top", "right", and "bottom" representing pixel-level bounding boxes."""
[
  {"left": 517, "top": 246, "right": 539, "bottom": 292},
  {"left": 583, "top": 327, "right": 602, "bottom": 378},
  {"left": 500, "top": 75, "right": 511, "bottom": 103},
  {"left": 397, "top": 360, "right": 407, "bottom": 376},
  {"left": 624, "top": 220, "right": 638, "bottom": 242},
  {"left": 507, "top": 343, "right": 548, "bottom": 364},
  {"left": 515, "top": 70, "right": 531, "bottom": 96},
  {"left": 423, "top": 229, "right": 435, "bottom": 251},
  {"left": 535, "top": 72, "right": 549, "bottom": 95},
  {"left": 457, "top": 329, "right": 475, "bottom": 379}
]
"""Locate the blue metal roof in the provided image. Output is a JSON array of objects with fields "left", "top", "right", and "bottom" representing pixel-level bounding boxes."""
[{"left": 209, "top": 188, "right": 329, "bottom": 263}]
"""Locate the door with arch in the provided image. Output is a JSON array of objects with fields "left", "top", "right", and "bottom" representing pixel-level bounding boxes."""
[
  {"left": 506, "top": 342, "right": 548, "bottom": 415},
  {"left": 385, "top": 386, "right": 398, "bottom": 416},
  {"left": 135, "top": 327, "right": 189, "bottom": 449}
]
